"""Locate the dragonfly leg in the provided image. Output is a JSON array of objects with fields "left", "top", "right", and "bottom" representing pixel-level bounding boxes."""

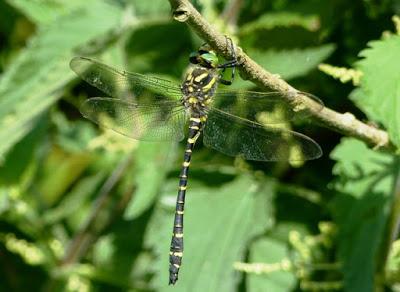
[{"left": 218, "top": 36, "right": 239, "bottom": 85}]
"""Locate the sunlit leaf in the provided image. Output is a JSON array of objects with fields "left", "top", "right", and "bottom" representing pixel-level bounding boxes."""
[
  {"left": 0, "top": 0, "right": 122, "bottom": 159},
  {"left": 352, "top": 34, "right": 400, "bottom": 147},
  {"left": 6, "top": 0, "right": 85, "bottom": 25},
  {"left": 247, "top": 237, "right": 297, "bottom": 292}
]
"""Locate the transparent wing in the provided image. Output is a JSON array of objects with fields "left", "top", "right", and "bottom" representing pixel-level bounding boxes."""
[
  {"left": 70, "top": 57, "right": 182, "bottom": 102},
  {"left": 81, "top": 98, "right": 186, "bottom": 141},
  {"left": 203, "top": 108, "right": 322, "bottom": 161},
  {"left": 212, "top": 90, "right": 323, "bottom": 124}
]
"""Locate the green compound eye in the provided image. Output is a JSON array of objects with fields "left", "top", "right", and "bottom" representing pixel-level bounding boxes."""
[{"left": 199, "top": 52, "right": 219, "bottom": 68}]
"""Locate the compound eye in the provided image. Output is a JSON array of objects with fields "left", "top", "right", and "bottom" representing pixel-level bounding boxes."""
[
  {"left": 200, "top": 53, "right": 219, "bottom": 68},
  {"left": 189, "top": 52, "right": 199, "bottom": 64}
]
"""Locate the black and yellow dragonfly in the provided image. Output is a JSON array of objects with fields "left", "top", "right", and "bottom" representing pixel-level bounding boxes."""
[{"left": 70, "top": 44, "right": 323, "bottom": 285}]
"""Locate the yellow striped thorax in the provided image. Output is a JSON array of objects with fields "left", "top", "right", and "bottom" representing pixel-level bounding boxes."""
[{"left": 181, "top": 65, "right": 219, "bottom": 115}]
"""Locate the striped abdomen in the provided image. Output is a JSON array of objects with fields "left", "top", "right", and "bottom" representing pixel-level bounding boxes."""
[{"left": 169, "top": 116, "right": 203, "bottom": 285}]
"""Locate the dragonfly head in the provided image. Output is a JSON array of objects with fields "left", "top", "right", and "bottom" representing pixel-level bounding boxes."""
[{"left": 189, "top": 44, "right": 219, "bottom": 69}]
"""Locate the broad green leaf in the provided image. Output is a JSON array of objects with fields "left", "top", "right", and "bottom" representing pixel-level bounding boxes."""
[
  {"left": 231, "top": 44, "right": 335, "bottom": 89},
  {"left": 241, "top": 12, "right": 320, "bottom": 35},
  {"left": 330, "top": 138, "right": 397, "bottom": 292},
  {"left": 146, "top": 175, "right": 274, "bottom": 291},
  {"left": 37, "top": 147, "right": 93, "bottom": 206},
  {"left": 352, "top": 34, "right": 400, "bottom": 147},
  {"left": 128, "top": 0, "right": 170, "bottom": 16},
  {"left": 123, "top": 141, "right": 179, "bottom": 220},
  {"left": 249, "top": 45, "right": 335, "bottom": 80},
  {"left": 0, "top": 114, "right": 47, "bottom": 184},
  {"left": 0, "top": 0, "right": 122, "bottom": 159},
  {"left": 125, "top": 22, "right": 191, "bottom": 75},
  {"left": 247, "top": 237, "right": 296, "bottom": 292},
  {"left": 6, "top": 0, "right": 85, "bottom": 25},
  {"left": 43, "top": 172, "right": 106, "bottom": 224}
]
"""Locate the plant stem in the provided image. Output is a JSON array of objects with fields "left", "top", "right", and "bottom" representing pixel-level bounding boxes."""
[
  {"left": 61, "top": 156, "right": 133, "bottom": 266},
  {"left": 375, "top": 157, "right": 400, "bottom": 289}
]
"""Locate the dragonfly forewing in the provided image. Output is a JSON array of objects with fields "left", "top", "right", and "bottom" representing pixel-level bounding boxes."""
[{"left": 70, "top": 57, "right": 182, "bottom": 102}]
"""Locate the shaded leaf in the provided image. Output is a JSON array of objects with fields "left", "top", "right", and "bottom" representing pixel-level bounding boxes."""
[
  {"left": 231, "top": 44, "right": 335, "bottom": 90},
  {"left": 43, "top": 172, "right": 106, "bottom": 224},
  {"left": 37, "top": 147, "right": 93, "bottom": 206},
  {"left": 330, "top": 138, "right": 397, "bottom": 292},
  {"left": 0, "top": 114, "right": 47, "bottom": 184}
]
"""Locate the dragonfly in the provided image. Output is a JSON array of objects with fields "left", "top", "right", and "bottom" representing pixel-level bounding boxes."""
[{"left": 70, "top": 41, "right": 323, "bottom": 285}]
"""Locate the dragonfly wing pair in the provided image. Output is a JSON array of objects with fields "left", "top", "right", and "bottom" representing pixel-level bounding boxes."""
[{"left": 70, "top": 57, "right": 322, "bottom": 161}]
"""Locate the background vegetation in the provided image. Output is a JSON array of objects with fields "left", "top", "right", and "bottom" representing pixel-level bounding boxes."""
[{"left": 1, "top": 0, "right": 400, "bottom": 291}]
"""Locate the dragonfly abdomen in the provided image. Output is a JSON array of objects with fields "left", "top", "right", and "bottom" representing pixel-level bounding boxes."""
[{"left": 169, "top": 116, "right": 203, "bottom": 285}]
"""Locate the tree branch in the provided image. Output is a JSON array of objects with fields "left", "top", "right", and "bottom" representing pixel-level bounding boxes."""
[{"left": 168, "top": 0, "right": 393, "bottom": 151}]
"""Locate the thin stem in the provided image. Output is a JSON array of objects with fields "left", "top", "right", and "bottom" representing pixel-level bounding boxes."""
[
  {"left": 61, "top": 156, "right": 133, "bottom": 266},
  {"left": 221, "top": 0, "right": 244, "bottom": 27},
  {"left": 167, "top": 0, "right": 393, "bottom": 151},
  {"left": 376, "top": 157, "right": 400, "bottom": 289}
]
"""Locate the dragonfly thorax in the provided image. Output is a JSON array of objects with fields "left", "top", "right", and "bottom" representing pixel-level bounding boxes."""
[{"left": 181, "top": 65, "right": 219, "bottom": 117}]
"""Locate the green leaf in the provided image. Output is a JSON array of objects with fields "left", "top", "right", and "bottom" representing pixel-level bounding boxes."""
[
  {"left": 37, "top": 147, "right": 93, "bottom": 206},
  {"left": 123, "top": 141, "right": 179, "bottom": 220},
  {"left": 0, "top": 114, "right": 47, "bottom": 184},
  {"left": 128, "top": 0, "right": 171, "bottom": 16},
  {"left": 330, "top": 138, "right": 397, "bottom": 292},
  {"left": 352, "top": 34, "right": 400, "bottom": 147},
  {"left": 6, "top": 0, "right": 86, "bottom": 25},
  {"left": 125, "top": 22, "right": 191, "bottom": 75},
  {"left": 241, "top": 12, "right": 320, "bottom": 34},
  {"left": 146, "top": 175, "right": 274, "bottom": 291},
  {"left": 247, "top": 237, "right": 297, "bottom": 292},
  {"left": 0, "top": 1, "right": 122, "bottom": 159},
  {"left": 231, "top": 44, "right": 335, "bottom": 90},
  {"left": 43, "top": 172, "right": 106, "bottom": 224},
  {"left": 250, "top": 45, "right": 335, "bottom": 80}
]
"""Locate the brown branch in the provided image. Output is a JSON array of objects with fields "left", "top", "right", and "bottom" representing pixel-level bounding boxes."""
[{"left": 168, "top": 0, "right": 393, "bottom": 151}]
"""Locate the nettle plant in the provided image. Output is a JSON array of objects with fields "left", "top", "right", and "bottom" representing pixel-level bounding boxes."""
[{"left": 0, "top": 0, "right": 399, "bottom": 291}]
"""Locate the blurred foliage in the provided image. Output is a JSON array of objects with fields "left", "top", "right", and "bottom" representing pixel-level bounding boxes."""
[{"left": 0, "top": 0, "right": 400, "bottom": 291}]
